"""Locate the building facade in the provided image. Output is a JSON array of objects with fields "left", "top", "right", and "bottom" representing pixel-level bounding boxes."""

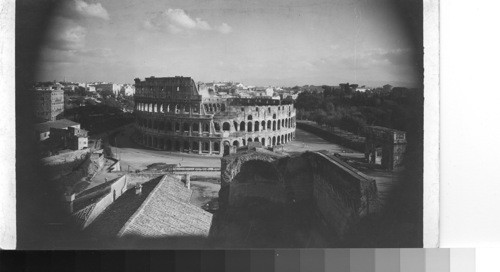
[
  {"left": 33, "top": 86, "right": 64, "bottom": 122},
  {"left": 133, "top": 76, "right": 296, "bottom": 156}
]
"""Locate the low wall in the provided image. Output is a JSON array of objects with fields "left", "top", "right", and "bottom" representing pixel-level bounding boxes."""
[{"left": 297, "top": 121, "right": 365, "bottom": 152}]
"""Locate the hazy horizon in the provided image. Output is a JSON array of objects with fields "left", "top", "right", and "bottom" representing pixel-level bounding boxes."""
[{"left": 35, "top": 0, "right": 423, "bottom": 88}]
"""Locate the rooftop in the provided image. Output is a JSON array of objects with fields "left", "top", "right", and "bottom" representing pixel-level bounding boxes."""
[
  {"left": 34, "top": 119, "right": 80, "bottom": 133},
  {"left": 85, "top": 175, "right": 213, "bottom": 240}
]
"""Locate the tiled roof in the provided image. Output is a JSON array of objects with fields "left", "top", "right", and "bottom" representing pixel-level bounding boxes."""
[
  {"left": 118, "top": 175, "right": 213, "bottom": 238},
  {"left": 85, "top": 175, "right": 212, "bottom": 239},
  {"left": 34, "top": 119, "right": 80, "bottom": 133}
]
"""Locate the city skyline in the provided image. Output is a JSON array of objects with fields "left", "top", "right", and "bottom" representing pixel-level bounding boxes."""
[{"left": 36, "top": 0, "right": 422, "bottom": 88}]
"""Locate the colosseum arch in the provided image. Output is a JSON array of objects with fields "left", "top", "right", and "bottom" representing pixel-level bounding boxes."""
[
  {"left": 277, "top": 120, "right": 281, "bottom": 130},
  {"left": 273, "top": 113, "right": 276, "bottom": 119},
  {"left": 267, "top": 120, "right": 272, "bottom": 130},
  {"left": 214, "top": 142, "right": 221, "bottom": 153},
  {"left": 223, "top": 122, "right": 231, "bottom": 131},
  {"left": 247, "top": 122, "right": 253, "bottom": 132},
  {"left": 183, "top": 141, "right": 190, "bottom": 152},
  {"left": 248, "top": 137, "right": 253, "bottom": 142},
  {"left": 254, "top": 121, "right": 259, "bottom": 131},
  {"left": 277, "top": 136, "right": 281, "bottom": 145},
  {"left": 240, "top": 121, "right": 246, "bottom": 131},
  {"left": 183, "top": 123, "right": 189, "bottom": 132},
  {"left": 261, "top": 138, "right": 266, "bottom": 146},
  {"left": 242, "top": 139, "right": 246, "bottom": 146},
  {"left": 261, "top": 121, "right": 266, "bottom": 131},
  {"left": 221, "top": 104, "right": 226, "bottom": 111},
  {"left": 192, "top": 141, "right": 199, "bottom": 152},
  {"left": 247, "top": 115, "right": 253, "bottom": 120},
  {"left": 192, "top": 123, "right": 199, "bottom": 132},
  {"left": 272, "top": 136, "right": 276, "bottom": 145},
  {"left": 233, "top": 140, "right": 240, "bottom": 147},
  {"left": 234, "top": 121, "right": 239, "bottom": 131},
  {"left": 202, "top": 123, "right": 210, "bottom": 132},
  {"left": 254, "top": 137, "right": 259, "bottom": 142},
  {"left": 214, "top": 122, "right": 221, "bottom": 132},
  {"left": 273, "top": 121, "right": 276, "bottom": 131}
]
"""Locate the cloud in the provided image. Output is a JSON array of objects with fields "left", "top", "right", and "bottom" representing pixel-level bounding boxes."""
[
  {"left": 144, "top": 8, "right": 232, "bottom": 34},
  {"left": 217, "top": 23, "right": 232, "bottom": 34},
  {"left": 73, "top": 0, "right": 110, "bottom": 20},
  {"left": 46, "top": 17, "right": 87, "bottom": 51}
]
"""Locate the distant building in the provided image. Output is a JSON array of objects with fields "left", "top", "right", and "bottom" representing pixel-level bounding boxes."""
[
  {"left": 90, "top": 83, "right": 121, "bottom": 96},
  {"left": 33, "top": 84, "right": 64, "bottom": 122},
  {"left": 120, "top": 84, "right": 135, "bottom": 96},
  {"left": 34, "top": 119, "right": 81, "bottom": 141},
  {"left": 50, "top": 126, "right": 89, "bottom": 150}
]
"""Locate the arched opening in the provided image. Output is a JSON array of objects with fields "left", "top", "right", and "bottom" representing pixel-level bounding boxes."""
[
  {"left": 248, "top": 138, "right": 253, "bottom": 142},
  {"left": 203, "top": 123, "right": 210, "bottom": 133},
  {"left": 272, "top": 136, "right": 276, "bottom": 146},
  {"left": 223, "top": 141, "right": 230, "bottom": 155},
  {"left": 234, "top": 160, "right": 280, "bottom": 184},
  {"left": 192, "top": 142, "right": 199, "bottom": 152},
  {"left": 183, "top": 141, "right": 190, "bottom": 152},
  {"left": 221, "top": 104, "right": 226, "bottom": 111},
  {"left": 254, "top": 121, "right": 259, "bottom": 131},
  {"left": 247, "top": 122, "right": 253, "bottom": 132},
  {"left": 214, "top": 142, "right": 220, "bottom": 154},
  {"left": 234, "top": 121, "right": 239, "bottom": 131},
  {"left": 273, "top": 121, "right": 276, "bottom": 131},
  {"left": 240, "top": 121, "right": 246, "bottom": 131},
  {"left": 242, "top": 139, "right": 246, "bottom": 146},
  {"left": 192, "top": 123, "right": 199, "bottom": 132},
  {"left": 267, "top": 120, "right": 271, "bottom": 130},
  {"left": 273, "top": 113, "right": 276, "bottom": 119},
  {"left": 214, "top": 122, "right": 221, "bottom": 132},
  {"left": 247, "top": 115, "right": 253, "bottom": 120},
  {"left": 223, "top": 122, "right": 231, "bottom": 131},
  {"left": 277, "top": 120, "right": 281, "bottom": 130},
  {"left": 183, "top": 123, "right": 189, "bottom": 132},
  {"left": 202, "top": 142, "right": 210, "bottom": 153},
  {"left": 261, "top": 121, "right": 266, "bottom": 131},
  {"left": 254, "top": 137, "right": 259, "bottom": 142},
  {"left": 277, "top": 136, "right": 281, "bottom": 145},
  {"left": 261, "top": 138, "right": 266, "bottom": 146},
  {"left": 233, "top": 140, "right": 240, "bottom": 147}
]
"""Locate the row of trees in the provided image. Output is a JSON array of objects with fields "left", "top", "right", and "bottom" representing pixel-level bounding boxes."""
[{"left": 295, "top": 86, "right": 423, "bottom": 135}]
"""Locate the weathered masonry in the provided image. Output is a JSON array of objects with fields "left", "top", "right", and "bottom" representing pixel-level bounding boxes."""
[
  {"left": 133, "top": 76, "right": 297, "bottom": 156},
  {"left": 363, "top": 126, "right": 407, "bottom": 170},
  {"left": 219, "top": 148, "right": 378, "bottom": 240}
]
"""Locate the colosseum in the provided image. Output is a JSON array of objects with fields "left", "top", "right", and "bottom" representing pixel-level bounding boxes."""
[{"left": 133, "top": 76, "right": 296, "bottom": 156}]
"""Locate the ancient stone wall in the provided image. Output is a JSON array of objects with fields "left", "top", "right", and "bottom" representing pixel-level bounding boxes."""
[{"left": 219, "top": 150, "right": 378, "bottom": 239}]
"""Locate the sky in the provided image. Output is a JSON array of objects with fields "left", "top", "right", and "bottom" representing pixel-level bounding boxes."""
[{"left": 35, "top": 0, "right": 422, "bottom": 87}]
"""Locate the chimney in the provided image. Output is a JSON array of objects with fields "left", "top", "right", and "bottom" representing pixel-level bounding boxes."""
[
  {"left": 135, "top": 184, "right": 142, "bottom": 195},
  {"left": 184, "top": 174, "right": 191, "bottom": 189}
]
